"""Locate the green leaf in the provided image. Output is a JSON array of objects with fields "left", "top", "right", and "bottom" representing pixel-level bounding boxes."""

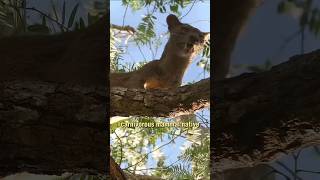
[
  {"left": 179, "top": 0, "right": 184, "bottom": 7},
  {"left": 138, "top": 24, "right": 146, "bottom": 32},
  {"left": 74, "top": 22, "right": 79, "bottom": 30},
  {"left": 170, "top": 4, "right": 179, "bottom": 13},
  {"left": 79, "top": 17, "right": 85, "bottom": 29},
  {"left": 68, "top": 3, "right": 79, "bottom": 28},
  {"left": 159, "top": 6, "right": 166, "bottom": 13},
  {"left": 62, "top": 1, "right": 66, "bottom": 25},
  {"left": 145, "top": 0, "right": 152, "bottom": 5},
  {"left": 122, "top": 0, "right": 128, "bottom": 5}
]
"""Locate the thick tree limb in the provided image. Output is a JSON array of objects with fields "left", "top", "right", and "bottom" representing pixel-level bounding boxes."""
[
  {"left": 213, "top": 49, "right": 320, "bottom": 172},
  {"left": 110, "top": 24, "right": 136, "bottom": 34},
  {"left": 0, "top": 14, "right": 112, "bottom": 177},
  {"left": 110, "top": 78, "right": 210, "bottom": 118},
  {"left": 0, "top": 81, "right": 107, "bottom": 176},
  {"left": 0, "top": 78, "right": 187, "bottom": 177}
]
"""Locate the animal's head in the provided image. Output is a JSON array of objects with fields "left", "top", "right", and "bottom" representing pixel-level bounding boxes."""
[{"left": 166, "top": 14, "right": 210, "bottom": 58}]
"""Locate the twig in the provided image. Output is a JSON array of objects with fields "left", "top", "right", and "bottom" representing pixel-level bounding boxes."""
[
  {"left": 1, "top": 1, "right": 69, "bottom": 31},
  {"left": 272, "top": 29, "right": 301, "bottom": 61},
  {"left": 137, "top": 43, "right": 147, "bottom": 61},
  {"left": 132, "top": 158, "right": 183, "bottom": 172},
  {"left": 296, "top": 169, "right": 320, "bottom": 174},
  {"left": 114, "top": 131, "right": 124, "bottom": 166},
  {"left": 122, "top": 5, "right": 128, "bottom": 27},
  {"left": 180, "top": 0, "right": 197, "bottom": 20},
  {"left": 276, "top": 160, "right": 303, "bottom": 180}
]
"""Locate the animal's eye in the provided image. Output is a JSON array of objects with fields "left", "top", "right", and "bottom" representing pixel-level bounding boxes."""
[
  {"left": 190, "top": 35, "right": 198, "bottom": 43},
  {"left": 182, "top": 27, "right": 189, "bottom": 31}
]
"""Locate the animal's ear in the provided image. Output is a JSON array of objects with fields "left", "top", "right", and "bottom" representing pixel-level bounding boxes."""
[
  {"left": 203, "top": 32, "right": 210, "bottom": 41},
  {"left": 166, "top": 14, "right": 181, "bottom": 30}
]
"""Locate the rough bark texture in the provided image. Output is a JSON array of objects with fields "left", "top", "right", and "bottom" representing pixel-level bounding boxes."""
[
  {"left": 213, "top": 49, "right": 320, "bottom": 173},
  {"left": 0, "top": 11, "right": 209, "bottom": 179},
  {"left": 0, "top": 81, "right": 107, "bottom": 176},
  {"left": 1, "top": 13, "right": 319, "bottom": 180},
  {"left": 110, "top": 78, "right": 210, "bottom": 118},
  {"left": 0, "top": 15, "right": 110, "bottom": 178},
  {"left": 213, "top": 164, "right": 275, "bottom": 180},
  {"left": 110, "top": 156, "right": 126, "bottom": 180}
]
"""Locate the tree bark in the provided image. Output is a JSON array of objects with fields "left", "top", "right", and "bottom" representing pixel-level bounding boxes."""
[
  {"left": 213, "top": 164, "right": 276, "bottom": 180},
  {"left": 213, "top": 49, "right": 320, "bottom": 174},
  {"left": 0, "top": 15, "right": 110, "bottom": 177},
  {"left": 110, "top": 78, "right": 210, "bottom": 118},
  {"left": 0, "top": 6, "right": 210, "bottom": 177},
  {"left": 0, "top": 81, "right": 107, "bottom": 177}
]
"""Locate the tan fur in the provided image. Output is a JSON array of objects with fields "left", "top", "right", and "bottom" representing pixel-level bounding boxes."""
[{"left": 110, "top": 14, "right": 209, "bottom": 90}]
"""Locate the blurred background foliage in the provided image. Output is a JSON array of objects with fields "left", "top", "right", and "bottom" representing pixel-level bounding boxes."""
[{"left": 0, "top": 0, "right": 105, "bottom": 37}]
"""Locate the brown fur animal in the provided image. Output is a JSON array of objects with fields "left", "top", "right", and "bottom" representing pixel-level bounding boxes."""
[{"left": 110, "top": 14, "right": 209, "bottom": 90}]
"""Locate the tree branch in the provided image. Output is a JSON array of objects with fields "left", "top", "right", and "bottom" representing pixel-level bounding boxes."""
[
  {"left": 0, "top": 13, "right": 111, "bottom": 177},
  {"left": 213, "top": 49, "right": 320, "bottom": 172},
  {"left": 110, "top": 78, "right": 210, "bottom": 118}
]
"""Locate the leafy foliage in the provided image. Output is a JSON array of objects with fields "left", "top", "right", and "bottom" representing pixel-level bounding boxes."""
[
  {"left": 135, "top": 14, "right": 156, "bottom": 45},
  {"left": 278, "top": 0, "right": 320, "bottom": 37},
  {"left": 0, "top": 0, "right": 25, "bottom": 36},
  {"left": 0, "top": 0, "right": 103, "bottom": 36},
  {"left": 110, "top": 116, "right": 210, "bottom": 179},
  {"left": 246, "top": 59, "right": 273, "bottom": 73},
  {"left": 111, "top": 117, "right": 177, "bottom": 172},
  {"left": 110, "top": 28, "right": 125, "bottom": 72}
]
